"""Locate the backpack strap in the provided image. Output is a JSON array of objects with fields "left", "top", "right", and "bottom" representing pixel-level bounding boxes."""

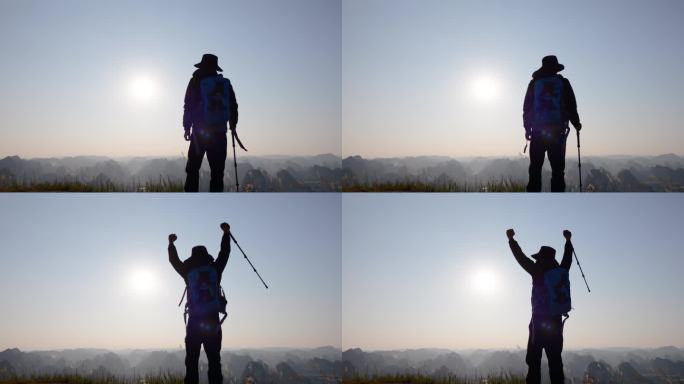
[
  {"left": 219, "top": 286, "right": 228, "bottom": 324},
  {"left": 179, "top": 286, "right": 189, "bottom": 325},
  {"left": 178, "top": 287, "right": 187, "bottom": 307}
]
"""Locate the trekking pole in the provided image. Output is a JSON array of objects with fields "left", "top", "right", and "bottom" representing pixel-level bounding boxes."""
[
  {"left": 571, "top": 243, "right": 591, "bottom": 293},
  {"left": 231, "top": 131, "right": 240, "bottom": 192},
  {"left": 576, "top": 130, "right": 583, "bottom": 192},
  {"left": 229, "top": 232, "right": 269, "bottom": 289}
]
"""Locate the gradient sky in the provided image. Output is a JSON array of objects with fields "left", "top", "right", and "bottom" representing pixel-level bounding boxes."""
[
  {"left": 0, "top": 0, "right": 340, "bottom": 158},
  {"left": 342, "top": 0, "right": 684, "bottom": 158},
  {"left": 342, "top": 194, "right": 684, "bottom": 350},
  {"left": 0, "top": 194, "right": 341, "bottom": 350}
]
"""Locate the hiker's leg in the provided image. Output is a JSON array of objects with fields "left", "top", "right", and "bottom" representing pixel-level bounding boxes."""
[
  {"left": 184, "top": 330, "right": 202, "bottom": 384},
  {"left": 525, "top": 321, "right": 543, "bottom": 384},
  {"left": 545, "top": 318, "right": 565, "bottom": 384},
  {"left": 527, "top": 139, "right": 545, "bottom": 192},
  {"left": 185, "top": 136, "right": 206, "bottom": 192},
  {"left": 549, "top": 135, "right": 567, "bottom": 192},
  {"left": 204, "top": 327, "right": 224, "bottom": 384},
  {"left": 207, "top": 132, "right": 227, "bottom": 192}
]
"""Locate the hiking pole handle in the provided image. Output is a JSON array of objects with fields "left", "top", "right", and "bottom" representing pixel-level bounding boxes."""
[
  {"left": 572, "top": 246, "right": 591, "bottom": 293},
  {"left": 229, "top": 232, "right": 269, "bottom": 289}
]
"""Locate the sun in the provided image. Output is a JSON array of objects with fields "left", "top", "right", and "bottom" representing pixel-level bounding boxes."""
[
  {"left": 127, "top": 268, "right": 159, "bottom": 296},
  {"left": 470, "top": 268, "right": 500, "bottom": 295},
  {"left": 470, "top": 75, "right": 501, "bottom": 102},
  {"left": 128, "top": 75, "right": 159, "bottom": 103}
]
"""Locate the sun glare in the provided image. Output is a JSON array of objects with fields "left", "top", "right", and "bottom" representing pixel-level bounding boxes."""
[
  {"left": 128, "top": 75, "right": 159, "bottom": 103},
  {"left": 470, "top": 268, "right": 500, "bottom": 295},
  {"left": 470, "top": 75, "right": 500, "bottom": 102},
  {"left": 127, "top": 268, "right": 159, "bottom": 296}
]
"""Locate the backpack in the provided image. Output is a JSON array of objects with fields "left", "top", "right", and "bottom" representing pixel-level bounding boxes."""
[
  {"left": 532, "top": 76, "right": 564, "bottom": 128},
  {"left": 199, "top": 75, "right": 232, "bottom": 125},
  {"left": 534, "top": 267, "right": 572, "bottom": 316},
  {"left": 178, "top": 265, "right": 228, "bottom": 324}
]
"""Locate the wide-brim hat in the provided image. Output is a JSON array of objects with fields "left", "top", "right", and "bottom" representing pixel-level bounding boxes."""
[
  {"left": 531, "top": 245, "right": 556, "bottom": 260},
  {"left": 194, "top": 53, "right": 223, "bottom": 72},
  {"left": 191, "top": 245, "right": 209, "bottom": 258},
  {"left": 537, "top": 55, "right": 564, "bottom": 73}
]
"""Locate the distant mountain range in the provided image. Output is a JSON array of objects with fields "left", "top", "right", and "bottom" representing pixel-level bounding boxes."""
[
  {"left": 341, "top": 154, "right": 684, "bottom": 191},
  {"left": 342, "top": 346, "right": 684, "bottom": 383},
  {"left": 0, "top": 346, "right": 345, "bottom": 384},
  {"left": 0, "top": 154, "right": 342, "bottom": 192},
  {"left": 3, "top": 154, "right": 683, "bottom": 192}
]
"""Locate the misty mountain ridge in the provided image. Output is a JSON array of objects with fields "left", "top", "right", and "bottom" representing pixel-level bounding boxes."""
[
  {"left": 342, "top": 346, "right": 684, "bottom": 383},
  {"left": 0, "top": 154, "right": 342, "bottom": 192},
  {"left": 342, "top": 154, "right": 684, "bottom": 191},
  {"left": 0, "top": 346, "right": 345, "bottom": 384}
]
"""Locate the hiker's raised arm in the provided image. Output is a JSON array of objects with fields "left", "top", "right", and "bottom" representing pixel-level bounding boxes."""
[
  {"left": 216, "top": 222, "right": 231, "bottom": 274},
  {"left": 168, "top": 234, "right": 184, "bottom": 276},
  {"left": 563, "top": 78, "right": 581, "bottom": 130},
  {"left": 560, "top": 230, "right": 574, "bottom": 270},
  {"left": 507, "top": 228, "right": 534, "bottom": 273}
]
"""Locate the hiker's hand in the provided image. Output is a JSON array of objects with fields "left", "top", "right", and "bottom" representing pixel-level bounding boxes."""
[
  {"left": 169, "top": 234, "right": 178, "bottom": 244},
  {"left": 575, "top": 123, "right": 582, "bottom": 131},
  {"left": 525, "top": 131, "right": 532, "bottom": 141},
  {"left": 184, "top": 129, "right": 191, "bottom": 141},
  {"left": 229, "top": 123, "right": 236, "bottom": 132},
  {"left": 563, "top": 230, "right": 572, "bottom": 240},
  {"left": 506, "top": 229, "right": 515, "bottom": 240},
  {"left": 220, "top": 222, "right": 230, "bottom": 234}
]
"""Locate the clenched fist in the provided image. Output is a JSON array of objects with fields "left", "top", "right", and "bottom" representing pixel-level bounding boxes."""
[
  {"left": 220, "top": 222, "right": 230, "bottom": 233},
  {"left": 506, "top": 229, "right": 515, "bottom": 240}
]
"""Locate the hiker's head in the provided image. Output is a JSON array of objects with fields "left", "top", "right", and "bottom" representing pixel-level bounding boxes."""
[
  {"left": 539, "top": 55, "right": 564, "bottom": 73},
  {"left": 531, "top": 246, "right": 556, "bottom": 261},
  {"left": 191, "top": 245, "right": 210, "bottom": 259},
  {"left": 194, "top": 53, "right": 223, "bottom": 72}
]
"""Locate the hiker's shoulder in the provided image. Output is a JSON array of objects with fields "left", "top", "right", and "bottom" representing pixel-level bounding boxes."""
[{"left": 559, "top": 75, "right": 574, "bottom": 87}]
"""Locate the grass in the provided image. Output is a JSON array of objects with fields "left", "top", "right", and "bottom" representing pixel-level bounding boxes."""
[
  {"left": 343, "top": 374, "right": 525, "bottom": 384},
  {"left": 342, "top": 179, "right": 526, "bottom": 192},
  {"left": 0, "top": 178, "right": 185, "bottom": 192},
  {"left": 0, "top": 374, "right": 183, "bottom": 384}
]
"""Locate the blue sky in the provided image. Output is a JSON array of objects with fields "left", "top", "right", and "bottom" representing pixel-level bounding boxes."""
[
  {"left": 343, "top": 0, "right": 684, "bottom": 157},
  {"left": 342, "top": 194, "right": 684, "bottom": 349},
  {"left": 0, "top": 194, "right": 341, "bottom": 350},
  {"left": 0, "top": 0, "right": 340, "bottom": 158},
  {"left": 0, "top": 193, "right": 681, "bottom": 351}
]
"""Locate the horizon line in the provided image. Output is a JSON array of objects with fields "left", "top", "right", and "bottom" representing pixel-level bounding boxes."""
[
  {"left": 2, "top": 345, "right": 342, "bottom": 353},
  {"left": 0, "top": 153, "right": 341, "bottom": 161},
  {"left": 342, "top": 345, "right": 684, "bottom": 352},
  {"left": 341, "top": 153, "right": 684, "bottom": 160},
  {"left": 3, "top": 152, "right": 684, "bottom": 161}
]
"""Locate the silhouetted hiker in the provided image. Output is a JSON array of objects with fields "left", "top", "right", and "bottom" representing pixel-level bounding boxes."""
[
  {"left": 183, "top": 54, "right": 239, "bottom": 192},
  {"left": 523, "top": 55, "right": 582, "bottom": 192},
  {"left": 506, "top": 228, "right": 573, "bottom": 384},
  {"left": 169, "top": 223, "right": 231, "bottom": 384}
]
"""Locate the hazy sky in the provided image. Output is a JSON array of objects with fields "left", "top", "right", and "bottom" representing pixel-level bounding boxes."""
[
  {"left": 0, "top": 0, "right": 340, "bottom": 158},
  {"left": 342, "top": 194, "right": 684, "bottom": 350},
  {"left": 342, "top": 0, "right": 684, "bottom": 158},
  {"left": 0, "top": 194, "right": 341, "bottom": 350}
]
